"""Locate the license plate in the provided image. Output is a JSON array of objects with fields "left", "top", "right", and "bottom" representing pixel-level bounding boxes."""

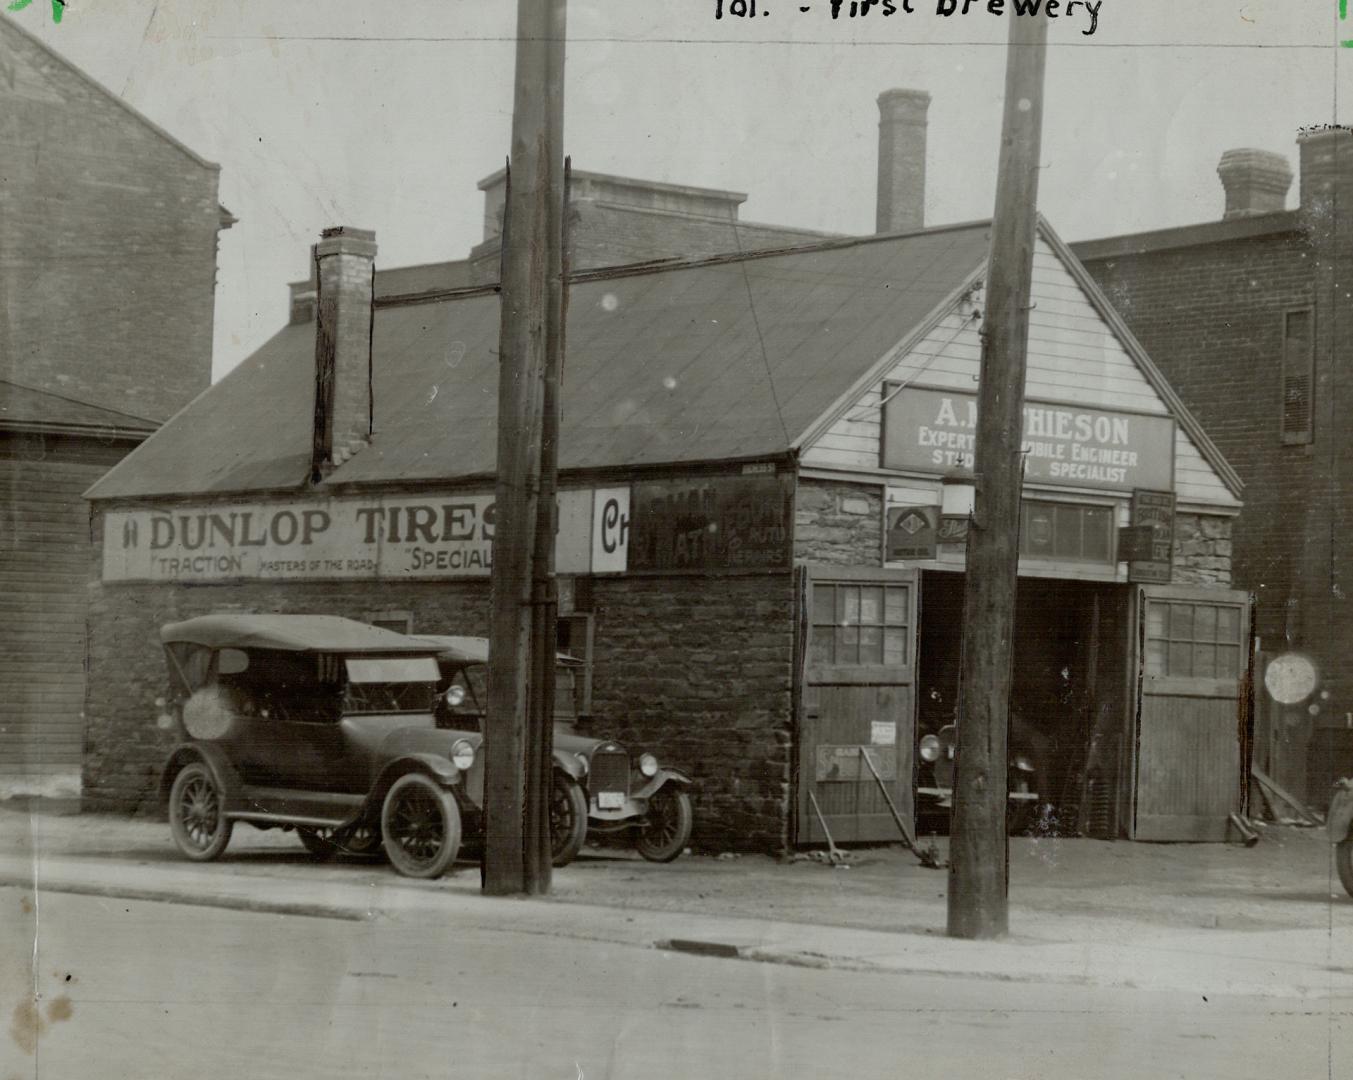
[{"left": 597, "top": 791, "right": 625, "bottom": 810}]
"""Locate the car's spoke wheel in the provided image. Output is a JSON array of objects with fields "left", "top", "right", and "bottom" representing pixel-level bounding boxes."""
[
  {"left": 1337, "top": 840, "right": 1353, "bottom": 899},
  {"left": 380, "top": 774, "right": 461, "bottom": 879},
  {"left": 550, "top": 773, "right": 588, "bottom": 868},
  {"left": 635, "top": 787, "right": 693, "bottom": 864},
  {"left": 168, "top": 763, "right": 232, "bottom": 862}
]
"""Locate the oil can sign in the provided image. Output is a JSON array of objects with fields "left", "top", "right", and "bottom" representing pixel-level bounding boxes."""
[
  {"left": 885, "top": 505, "right": 939, "bottom": 561},
  {"left": 1127, "top": 489, "right": 1175, "bottom": 584}
]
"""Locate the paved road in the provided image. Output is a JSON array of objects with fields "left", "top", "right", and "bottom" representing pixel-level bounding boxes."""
[{"left": 5, "top": 887, "right": 1351, "bottom": 1080}]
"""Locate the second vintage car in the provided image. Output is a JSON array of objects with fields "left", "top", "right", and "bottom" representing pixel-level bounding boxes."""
[
  {"left": 418, "top": 635, "right": 696, "bottom": 863},
  {"left": 157, "top": 613, "right": 481, "bottom": 879}
]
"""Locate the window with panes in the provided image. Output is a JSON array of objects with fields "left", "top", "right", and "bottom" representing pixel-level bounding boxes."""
[
  {"left": 810, "top": 582, "right": 912, "bottom": 668},
  {"left": 1144, "top": 599, "right": 1243, "bottom": 679}
]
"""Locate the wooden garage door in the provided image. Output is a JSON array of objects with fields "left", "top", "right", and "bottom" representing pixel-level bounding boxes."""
[
  {"left": 1133, "top": 584, "right": 1250, "bottom": 841},
  {"left": 0, "top": 455, "right": 103, "bottom": 801},
  {"left": 797, "top": 566, "right": 917, "bottom": 845}
]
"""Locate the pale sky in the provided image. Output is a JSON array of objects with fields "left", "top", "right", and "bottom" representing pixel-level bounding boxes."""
[{"left": 16, "top": 0, "right": 1352, "bottom": 380}]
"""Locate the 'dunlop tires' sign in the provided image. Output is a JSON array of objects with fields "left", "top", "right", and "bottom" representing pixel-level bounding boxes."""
[{"left": 102, "top": 490, "right": 614, "bottom": 583}]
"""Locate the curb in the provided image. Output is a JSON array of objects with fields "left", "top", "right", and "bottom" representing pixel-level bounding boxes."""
[{"left": 0, "top": 875, "right": 371, "bottom": 922}]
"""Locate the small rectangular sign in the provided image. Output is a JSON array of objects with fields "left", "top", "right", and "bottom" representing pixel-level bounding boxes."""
[
  {"left": 870, "top": 720, "right": 896, "bottom": 746},
  {"left": 885, "top": 505, "right": 939, "bottom": 561},
  {"left": 1128, "top": 488, "right": 1176, "bottom": 584},
  {"left": 814, "top": 745, "right": 897, "bottom": 783},
  {"left": 590, "top": 487, "right": 630, "bottom": 574},
  {"left": 938, "top": 514, "right": 969, "bottom": 545}
]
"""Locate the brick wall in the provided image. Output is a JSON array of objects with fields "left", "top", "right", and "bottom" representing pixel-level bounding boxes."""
[
  {"left": 0, "top": 23, "right": 221, "bottom": 422},
  {"left": 1081, "top": 233, "right": 1311, "bottom": 648},
  {"left": 85, "top": 507, "right": 798, "bottom": 850}
]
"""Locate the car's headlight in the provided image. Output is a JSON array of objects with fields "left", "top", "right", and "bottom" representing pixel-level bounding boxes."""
[
  {"left": 638, "top": 753, "right": 659, "bottom": 777},
  {"left": 919, "top": 734, "right": 941, "bottom": 763},
  {"left": 1012, "top": 755, "right": 1035, "bottom": 773},
  {"left": 574, "top": 752, "right": 589, "bottom": 775},
  {"left": 451, "top": 739, "right": 476, "bottom": 771},
  {"left": 444, "top": 685, "right": 466, "bottom": 707}
]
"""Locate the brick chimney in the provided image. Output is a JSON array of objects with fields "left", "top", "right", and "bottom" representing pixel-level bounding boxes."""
[
  {"left": 1298, "top": 127, "right": 1353, "bottom": 220},
  {"left": 310, "top": 226, "right": 377, "bottom": 481},
  {"left": 1216, "top": 148, "right": 1292, "bottom": 219},
  {"left": 876, "top": 88, "right": 930, "bottom": 234}
]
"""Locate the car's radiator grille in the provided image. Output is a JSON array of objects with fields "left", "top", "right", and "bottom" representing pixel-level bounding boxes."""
[{"left": 590, "top": 749, "right": 630, "bottom": 797}]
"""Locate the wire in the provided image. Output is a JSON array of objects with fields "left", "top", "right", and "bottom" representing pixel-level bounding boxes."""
[{"left": 846, "top": 302, "right": 981, "bottom": 423}]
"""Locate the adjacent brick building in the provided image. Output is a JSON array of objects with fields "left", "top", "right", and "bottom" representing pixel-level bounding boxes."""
[
  {"left": 0, "top": 16, "right": 231, "bottom": 804},
  {"left": 1074, "top": 128, "right": 1353, "bottom": 807}
]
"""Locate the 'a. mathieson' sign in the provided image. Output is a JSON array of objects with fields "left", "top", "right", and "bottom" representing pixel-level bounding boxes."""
[
  {"left": 883, "top": 387, "right": 1174, "bottom": 492},
  {"left": 102, "top": 489, "right": 632, "bottom": 583}
]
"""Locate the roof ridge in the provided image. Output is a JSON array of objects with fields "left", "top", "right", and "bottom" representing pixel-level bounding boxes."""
[{"left": 0, "top": 376, "right": 162, "bottom": 425}]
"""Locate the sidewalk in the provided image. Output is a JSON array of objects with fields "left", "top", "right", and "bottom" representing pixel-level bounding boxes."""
[{"left": 4, "top": 807, "right": 1352, "bottom": 1000}]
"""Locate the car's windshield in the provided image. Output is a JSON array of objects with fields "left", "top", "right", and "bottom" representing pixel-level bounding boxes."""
[{"left": 343, "top": 680, "right": 437, "bottom": 714}]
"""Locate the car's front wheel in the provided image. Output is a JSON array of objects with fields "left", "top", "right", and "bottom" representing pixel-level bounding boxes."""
[
  {"left": 168, "top": 762, "right": 232, "bottom": 862},
  {"left": 635, "top": 787, "right": 693, "bottom": 864},
  {"left": 1337, "top": 840, "right": 1353, "bottom": 899},
  {"left": 380, "top": 773, "right": 461, "bottom": 879},
  {"left": 551, "top": 773, "right": 588, "bottom": 868}
]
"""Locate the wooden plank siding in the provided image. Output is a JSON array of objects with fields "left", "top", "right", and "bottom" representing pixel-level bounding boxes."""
[
  {"left": 802, "top": 239, "right": 1240, "bottom": 511},
  {"left": 0, "top": 454, "right": 105, "bottom": 799},
  {"left": 1134, "top": 694, "right": 1241, "bottom": 841}
]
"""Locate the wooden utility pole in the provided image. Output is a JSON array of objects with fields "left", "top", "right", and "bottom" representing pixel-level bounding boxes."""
[
  {"left": 484, "top": 0, "right": 567, "bottom": 897},
  {"left": 947, "top": 14, "right": 1048, "bottom": 940}
]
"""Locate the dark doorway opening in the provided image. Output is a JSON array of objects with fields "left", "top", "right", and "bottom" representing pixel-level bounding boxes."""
[{"left": 916, "top": 571, "right": 1127, "bottom": 837}]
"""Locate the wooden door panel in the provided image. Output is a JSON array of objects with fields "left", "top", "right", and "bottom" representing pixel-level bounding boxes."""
[
  {"left": 800, "top": 683, "right": 914, "bottom": 844},
  {"left": 1132, "top": 585, "right": 1249, "bottom": 841},
  {"left": 1135, "top": 696, "right": 1239, "bottom": 841}
]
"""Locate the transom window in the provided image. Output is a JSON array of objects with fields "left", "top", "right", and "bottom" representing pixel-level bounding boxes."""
[
  {"left": 1145, "top": 600, "right": 1243, "bottom": 679},
  {"left": 1020, "top": 500, "right": 1114, "bottom": 563},
  {"left": 811, "top": 583, "right": 911, "bottom": 668}
]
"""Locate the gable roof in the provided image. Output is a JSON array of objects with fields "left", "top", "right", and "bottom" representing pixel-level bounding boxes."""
[
  {"left": 1, "top": 14, "right": 219, "bottom": 174},
  {"left": 87, "top": 223, "right": 996, "bottom": 500}
]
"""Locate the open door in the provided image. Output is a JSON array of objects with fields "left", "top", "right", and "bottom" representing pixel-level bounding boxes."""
[
  {"left": 797, "top": 565, "right": 918, "bottom": 844},
  {"left": 1132, "top": 583, "right": 1251, "bottom": 841}
]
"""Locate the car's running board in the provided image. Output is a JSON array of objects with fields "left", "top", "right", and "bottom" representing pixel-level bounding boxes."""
[{"left": 229, "top": 788, "right": 365, "bottom": 826}]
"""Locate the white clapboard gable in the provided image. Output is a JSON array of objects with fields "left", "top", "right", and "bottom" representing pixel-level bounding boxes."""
[{"left": 800, "top": 223, "right": 1241, "bottom": 511}]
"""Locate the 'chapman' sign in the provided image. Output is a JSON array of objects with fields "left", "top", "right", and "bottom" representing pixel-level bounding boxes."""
[
  {"left": 102, "top": 490, "right": 629, "bottom": 583},
  {"left": 883, "top": 387, "right": 1174, "bottom": 492}
]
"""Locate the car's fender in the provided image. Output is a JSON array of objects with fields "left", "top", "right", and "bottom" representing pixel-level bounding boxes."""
[
  {"left": 632, "top": 767, "right": 692, "bottom": 801},
  {"left": 1329, "top": 779, "right": 1353, "bottom": 842},
  {"left": 552, "top": 748, "right": 587, "bottom": 782},
  {"left": 159, "top": 742, "right": 244, "bottom": 810},
  {"left": 373, "top": 752, "right": 462, "bottom": 795}
]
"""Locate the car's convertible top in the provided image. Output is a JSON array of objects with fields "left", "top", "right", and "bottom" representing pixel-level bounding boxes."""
[
  {"left": 160, "top": 613, "right": 441, "bottom": 655},
  {"left": 415, "top": 634, "right": 582, "bottom": 666}
]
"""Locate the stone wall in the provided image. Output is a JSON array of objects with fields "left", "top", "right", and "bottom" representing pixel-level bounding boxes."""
[
  {"left": 84, "top": 508, "right": 797, "bottom": 850},
  {"left": 793, "top": 479, "right": 882, "bottom": 565},
  {"left": 1172, "top": 514, "right": 1234, "bottom": 587}
]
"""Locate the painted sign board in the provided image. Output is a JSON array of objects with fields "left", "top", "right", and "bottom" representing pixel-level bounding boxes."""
[
  {"left": 628, "top": 473, "right": 792, "bottom": 572},
  {"left": 103, "top": 489, "right": 627, "bottom": 583},
  {"left": 590, "top": 487, "right": 630, "bottom": 574},
  {"left": 1127, "top": 488, "right": 1176, "bottom": 584},
  {"left": 883, "top": 387, "right": 1174, "bottom": 493},
  {"left": 885, "top": 505, "right": 939, "bottom": 561}
]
